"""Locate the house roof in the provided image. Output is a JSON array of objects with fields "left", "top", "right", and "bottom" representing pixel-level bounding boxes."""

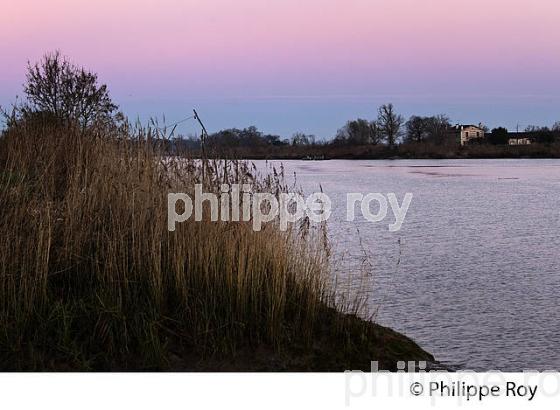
[
  {"left": 446, "top": 124, "right": 484, "bottom": 134},
  {"left": 506, "top": 132, "right": 536, "bottom": 139},
  {"left": 452, "top": 124, "right": 483, "bottom": 130}
]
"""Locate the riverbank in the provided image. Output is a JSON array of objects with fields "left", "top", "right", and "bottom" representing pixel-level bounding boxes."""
[
  {"left": 0, "top": 120, "right": 435, "bottom": 371},
  {"left": 189, "top": 142, "right": 560, "bottom": 160},
  {"left": 165, "top": 308, "right": 436, "bottom": 372}
]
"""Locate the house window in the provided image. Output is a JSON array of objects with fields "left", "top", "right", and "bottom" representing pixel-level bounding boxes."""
[
  {"left": 477, "top": 132, "right": 480, "bottom": 137},
  {"left": 465, "top": 132, "right": 469, "bottom": 137}
]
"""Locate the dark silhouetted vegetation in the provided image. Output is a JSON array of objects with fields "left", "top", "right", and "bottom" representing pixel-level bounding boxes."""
[
  {"left": 4, "top": 51, "right": 119, "bottom": 131},
  {"left": 376, "top": 103, "right": 404, "bottom": 147},
  {"left": 166, "top": 103, "right": 560, "bottom": 159},
  {"left": 335, "top": 119, "right": 379, "bottom": 145},
  {"left": 487, "top": 127, "right": 509, "bottom": 145},
  {"left": 0, "top": 55, "right": 436, "bottom": 371}
]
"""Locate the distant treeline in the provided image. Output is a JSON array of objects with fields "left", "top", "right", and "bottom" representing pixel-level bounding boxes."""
[
  {"left": 169, "top": 104, "right": 560, "bottom": 159},
  {"left": 3, "top": 51, "right": 559, "bottom": 160}
]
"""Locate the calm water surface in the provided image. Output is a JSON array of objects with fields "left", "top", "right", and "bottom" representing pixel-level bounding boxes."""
[{"left": 262, "top": 159, "right": 560, "bottom": 371}]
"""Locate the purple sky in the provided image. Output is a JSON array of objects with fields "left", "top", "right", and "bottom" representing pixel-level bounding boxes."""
[{"left": 1, "top": 0, "right": 559, "bottom": 138}]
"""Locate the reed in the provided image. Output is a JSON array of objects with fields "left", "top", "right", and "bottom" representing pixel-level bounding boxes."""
[
  {"left": 0, "top": 117, "right": 346, "bottom": 369},
  {"left": 0, "top": 117, "right": 435, "bottom": 370}
]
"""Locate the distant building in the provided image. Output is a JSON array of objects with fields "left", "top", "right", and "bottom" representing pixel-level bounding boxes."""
[
  {"left": 506, "top": 132, "right": 536, "bottom": 146},
  {"left": 448, "top": 124, "right": 485, "bottom": 146},
  {"left": 508, "top": 137, "right": 532, "bottom": 145}
]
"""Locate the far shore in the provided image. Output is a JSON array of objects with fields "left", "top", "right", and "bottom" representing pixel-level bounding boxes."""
[{"left": 171, "top": 143, "right": 560, "bottom": 161}]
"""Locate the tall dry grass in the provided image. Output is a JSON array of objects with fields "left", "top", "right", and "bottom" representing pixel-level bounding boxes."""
[{"left": 0, "top": 118, "right": 359, "bottom": 370}]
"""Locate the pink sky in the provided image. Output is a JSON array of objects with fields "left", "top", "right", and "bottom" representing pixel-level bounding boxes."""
[{"left": 1, "top": 0, "right": 560, "bottom": 136}]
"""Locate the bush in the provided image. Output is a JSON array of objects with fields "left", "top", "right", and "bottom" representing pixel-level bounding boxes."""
[{"left": 9, "top": 51, "right": 118, "bottom": 130}]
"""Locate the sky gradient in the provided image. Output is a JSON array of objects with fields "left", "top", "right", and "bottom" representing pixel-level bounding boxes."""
[{"left": 1, "top": 0, "right": 559, "bottom": 138}]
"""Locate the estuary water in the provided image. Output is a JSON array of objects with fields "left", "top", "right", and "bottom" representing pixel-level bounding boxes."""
[{"left": 262, "top": 159, "right": 560, "bottom": 371}]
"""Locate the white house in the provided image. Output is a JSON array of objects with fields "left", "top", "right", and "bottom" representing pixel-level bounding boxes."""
[{"left": 448, "top": 124, "right": 485, "bottom": 146}]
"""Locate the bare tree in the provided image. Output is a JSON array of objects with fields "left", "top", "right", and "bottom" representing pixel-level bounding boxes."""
[
  {"left": 376, "top": 103, "right": 404, "bottom": 147},
  {"left": 21, "top": 51, "right": 118, "bottom": 129},
  {"left": 524, "top": 125, "right": 544, "bottom": 132},
  {"left": 291, "top": 132, "right": 316, "bottom": 146},
  {"left": 405, "top": 115, "right": 428, "bottom": 143},
  {"left": 424, "top": 115, "right": 451, "bottom": 144},
  {"left": 335, "top": 119, "right": 379, "bottom": 145}
]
